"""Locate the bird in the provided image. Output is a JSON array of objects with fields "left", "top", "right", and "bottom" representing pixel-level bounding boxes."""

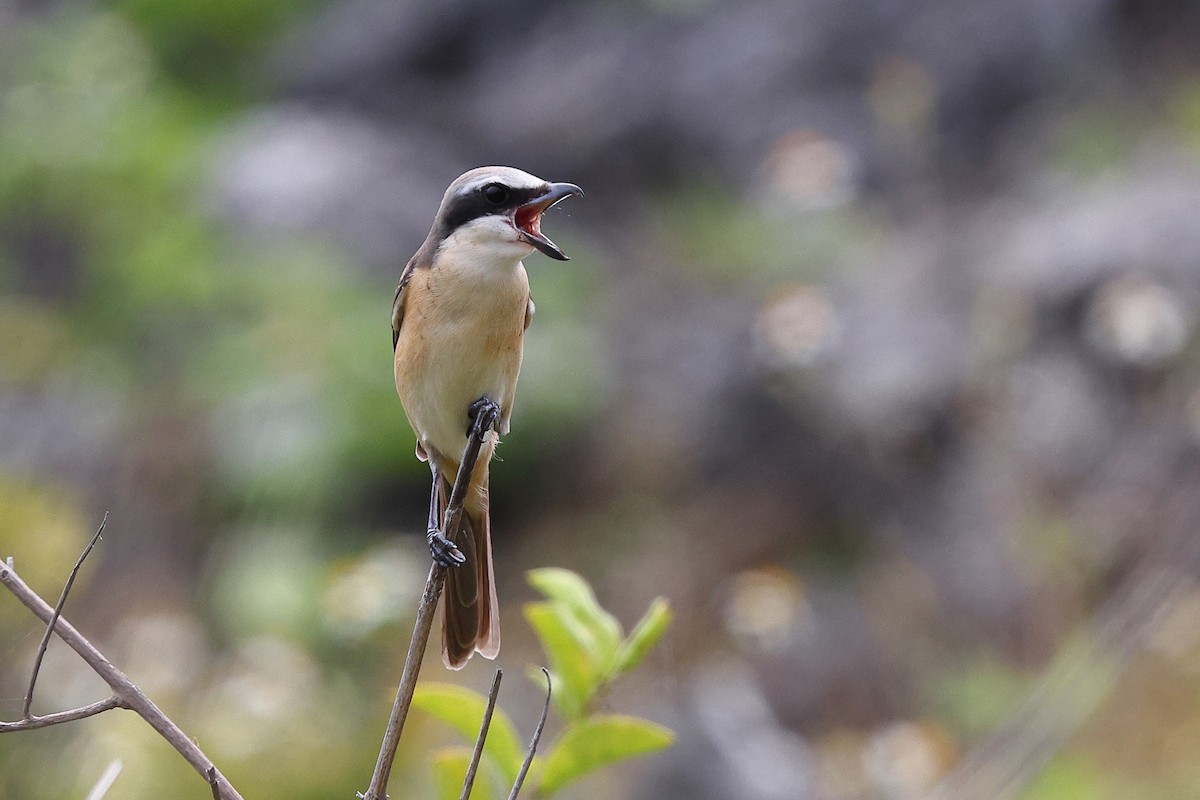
[{"left": 392, "top": 166, "right": 582, "bottom": 669}]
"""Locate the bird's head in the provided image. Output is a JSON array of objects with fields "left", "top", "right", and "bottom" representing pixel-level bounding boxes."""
[{"left": 434, "top": 166, "right": 583, "bottom": 261}]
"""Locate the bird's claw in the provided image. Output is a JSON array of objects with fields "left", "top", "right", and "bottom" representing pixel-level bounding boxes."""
[
  {"left": 428, "top": 529, "right": 466, "bottom": 568},
  {"left": 467, "top": 397, "right": 501, "bottom": 436}
]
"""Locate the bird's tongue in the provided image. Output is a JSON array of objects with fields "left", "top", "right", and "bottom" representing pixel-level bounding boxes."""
[
  {"left": 515, "top": 205, "right": 543, "bottom": 239},
  {"left": 514, "top": 188, "right": 574, "bottom": 260},
  {"left": 515, "top": 206, "right": 567, "bottom": 259}
]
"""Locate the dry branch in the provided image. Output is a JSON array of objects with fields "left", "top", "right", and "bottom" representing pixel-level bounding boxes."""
[
  {"left": 0, "top": 529, "right": 244, "bottom": 800},
  {"left": 460, "top": 669, "right": 503, "bottom": 800},
  {"left": 23, "top": 511, "right": 107, "bottom": 718},
  {"left": 4, "top": 406, "right": 552, "bottom": 800},
  {"left": 361, "top": 406, "right": 498, "bottom": 800},
  {"left": 0, "top": 695, "right": 126, "bottom": 733},
  {"left": 507, "top": 668, "right": 551, "bottom": 800},
  {"left": 84, "top": 760, "right": 124, "bottom": 800}
]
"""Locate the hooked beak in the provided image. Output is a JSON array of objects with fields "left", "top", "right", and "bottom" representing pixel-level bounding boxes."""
[{"left": 514, "top": 182, "right": 583, "bottom": 261}]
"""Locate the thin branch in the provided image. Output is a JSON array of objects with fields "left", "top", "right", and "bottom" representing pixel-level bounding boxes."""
[
  {"left": 206, "top": 767, "right": 222, "bottom": 800},
  {"left": 84, "top": 759, "right": 123, "bottom": 800},
  {"left": 0, "top": 557, "right": 244, "bottom": 800},
  {"left": 507, "top": 668, "right": 552, "bottom": 800},
  {"left": 357, "top": 560, "right": 443, "bottom": 800},
  {"left": 361, "top": 410, "right": 497, "bottom": 800},
  {"left": 24, "top": 511, "right": 108, "bottom": 718},
  {"left": 460, "top": 669, "right": 503, "bottom": 800},
  {"left": 0, "top": 695, "right": 127, "bottom": 732}
]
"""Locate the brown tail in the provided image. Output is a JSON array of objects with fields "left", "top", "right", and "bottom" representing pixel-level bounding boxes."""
[{"left": 440, "top": 471, "right": 500, "bottom": 669}]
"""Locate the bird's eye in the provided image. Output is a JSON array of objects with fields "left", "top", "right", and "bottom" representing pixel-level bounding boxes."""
[{"left": 483, "top": 183, "right": 509, "bottom": 205}]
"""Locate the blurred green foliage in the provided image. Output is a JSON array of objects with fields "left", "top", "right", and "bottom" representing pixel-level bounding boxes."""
[
  {"left": 0, "top": 5, "right": 618, "bottom": 796},
  {"left": 5, "top": 2, "right": 1200, "bottom": 799},
  {"left": 1019, "top": 755, "right": 1105, "bottom": 800},
  {"left": 0, "top": 480, "right": 89, "bottom": 625},
  {"left": 0, "top": 5, "right": 604, "bottom": 521},
  {"left": 1, "top": 7, "right": 410, "bottom": 799},
  {"left": 114, "top": 0, "right": 318, "bottom": 96},
  {"left": 657, "top": 183, "right": 878, "bottom": 292},
  {"left": 931, "top": 657, "right": 1032, "bottom": 738},
  {"left": 1173, "top": 79, "right": 1200, "bottom": 153},
  {"left": 414, "top": 569, "right": 674, "bottom": 799},
  {"left": 1050, "top": 105, "right": 1142, "bottom": 177},
  {"left": 433, "top": 747, "right": 502, "bottom": 800}
]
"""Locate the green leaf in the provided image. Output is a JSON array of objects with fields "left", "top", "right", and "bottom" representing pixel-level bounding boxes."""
[
  {"left": 431, "top": 748, "right": 469, "bottom": 800},
  {"left": 1021, "top": 755, "right": 1104, "bottom": 800},
  {"left": 615, "top": 597, "right": 672, "bottom": 674},
  {"left": 527, "top": 568, "right": 623, "bottom": 669},
  {"left": 431, "top": 747, "right": 500, "bottom": 800},
  {"left": 538, "top": 715, "right": 675, "bottom": 796},
  {"left": 526, "top": 568, "right": 596, "bottom": 608},
  {"left": 413, "top": 683, "right": 524, "bottom": 785},
  {"left": 523, "top": 601, "right": 597, "bottom": 720}
]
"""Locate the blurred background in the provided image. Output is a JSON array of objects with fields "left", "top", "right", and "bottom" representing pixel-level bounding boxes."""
[{"left": 4, "top": 0, "right": 1200, "bottom": 798}]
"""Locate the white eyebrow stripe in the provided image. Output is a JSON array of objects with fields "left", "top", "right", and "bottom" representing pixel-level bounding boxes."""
[{"left": 456, "top": 170, "right": 544, "bottom": 196}]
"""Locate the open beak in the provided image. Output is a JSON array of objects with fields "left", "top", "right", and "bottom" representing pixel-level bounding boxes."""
[{"left": 514, "top": 182, "right": 583, "bottom": 261}]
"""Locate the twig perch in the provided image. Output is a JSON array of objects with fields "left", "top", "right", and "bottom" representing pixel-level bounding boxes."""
[
  {"left": 361, "top": 407, "right": 498, "bottom": 800},
  {"left": 4, "top": 411, "right": 549, "bottom": 800},
  {"left": 0, "top": 522, "right": 244, "bottom": 800},
  {"left": 507, "top": 668, "right": 551, "bottom": 800},
  {"left": 23, "top": 511, "right": 107, "bottom": 718},
  {"left": 0, "top": 695, "right": 126, "bottom": 732},
  {"left": 207, "top": 766, "right": 223, "bottom": 800},
  {"left": 460, "top": 669, "right": 503, "bottom": 800}
]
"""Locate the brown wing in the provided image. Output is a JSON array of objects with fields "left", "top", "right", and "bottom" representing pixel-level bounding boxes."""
[
  {"left": 394, "top": 232, "right": 443, "bottom": 349},
  {"left": 391, "top": 262, "right": 415, "bottom": 350},
  {"left": 524, "top": 293, "right": 535, "bottom": 331}
]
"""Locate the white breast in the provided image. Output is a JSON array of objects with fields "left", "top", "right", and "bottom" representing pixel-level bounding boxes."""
[{"left": 395, "top": 234, "right": 530, "bottom": 466}]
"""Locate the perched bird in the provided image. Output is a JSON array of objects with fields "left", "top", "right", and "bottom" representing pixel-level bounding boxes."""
[{"left": 392, "top": 166, "right": 582, "bottom": 669}]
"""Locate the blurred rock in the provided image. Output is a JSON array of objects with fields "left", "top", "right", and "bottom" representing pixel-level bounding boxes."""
[
  {"left": 637, "top": 661, "right": 817, "bottom": 800},
  {"left": 210, "top": 106, "right": 460, "bottom": 270},
  {"left": 980, "top": 151, "right": 1200, "bottom": 304},
  {"left": 222, "top": 0, "right": 1132, "bottom": 270},
  {"left": 1085, "top": 274, "right": 1191, "bottom": 368},
  {"left": 7, "top": 1, "right": 1200, "bottom": 797},
  {"left": 863, "top": 720, "right": 957, "bottom": 799}
]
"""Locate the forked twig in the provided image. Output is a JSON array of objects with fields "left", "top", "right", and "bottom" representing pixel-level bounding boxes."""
[
  {"left": 0, "top": 695, "right": 126, "bottom": 733},
  {"left": 5, "top": 407, "right": 537, "bottom": 800},
  {"left": 460, "top": 669, "right": 504, "bottom": 800},
  {"left": 0, "top": 526, "right": 244, "bottom": 800},
  {"left": 508, "top": 668, "right": 552, "bottom": 800},
  {"left": 23, "top": 511, "right": 108, "bottom": 718},
  {"left": 361, "top": 408, "right": 497, "bottom": 800}
]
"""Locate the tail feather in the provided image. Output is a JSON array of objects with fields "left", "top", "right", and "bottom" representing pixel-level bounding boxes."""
[{"left": 441, "top": 473, "right": 500, "bottom": 669}]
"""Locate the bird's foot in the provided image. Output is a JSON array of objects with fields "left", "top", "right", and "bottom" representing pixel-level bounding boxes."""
[
  {"left": 466, "top": 397, "right": 501, "bottom": 436},
  {"left": 427, "top": 528, "right": 466, "bottom": 568}
]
